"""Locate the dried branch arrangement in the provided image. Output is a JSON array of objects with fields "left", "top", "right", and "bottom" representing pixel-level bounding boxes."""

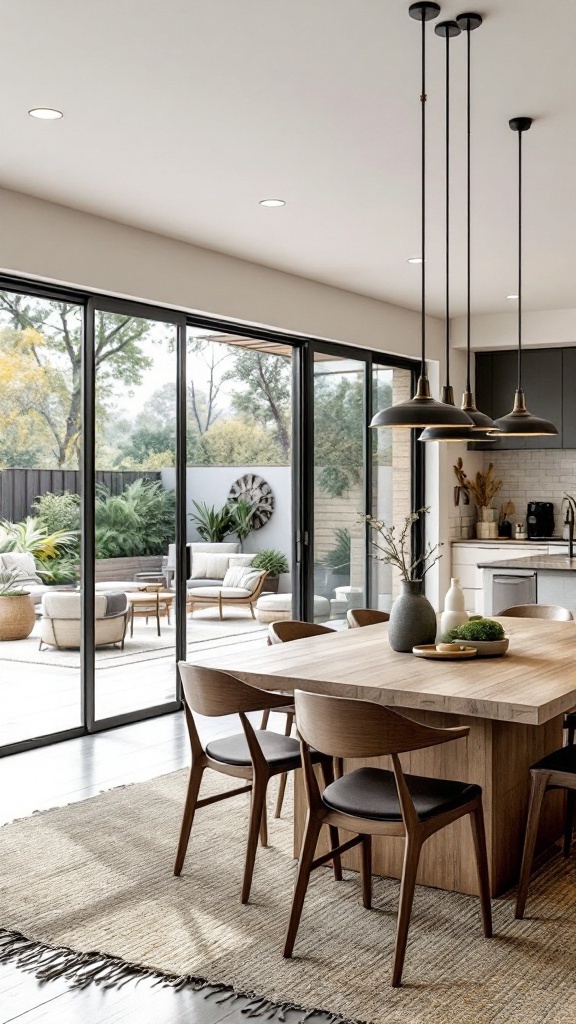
[{"left": 453, "top": 458, "right": 503, "bottom": 508}]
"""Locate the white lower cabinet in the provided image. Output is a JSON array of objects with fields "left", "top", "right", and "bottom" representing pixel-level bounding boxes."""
[{"left": 451, "top": 544, "right": 548, "bottom": 614}]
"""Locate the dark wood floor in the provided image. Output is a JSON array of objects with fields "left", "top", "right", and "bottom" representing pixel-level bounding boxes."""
[{"left": 0, "top": 711, "right": 330, "bottom": 1024}]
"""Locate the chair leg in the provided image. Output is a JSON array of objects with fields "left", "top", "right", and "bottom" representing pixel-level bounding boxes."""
[
  {"left": 469, "top": 802, "right": 493, "bottom": 937},
  {"left": 274, "top": 713, "right": 294, "bottom": 819},
  {"left": 260, "top": 708, "right": 270, "bottom": 729},
  {"left": 391, "top": 832, "right": 422, "bottom": 987},
  {"left": 173, "top": 763, "right": 205, "bottom": 876},
  {"left": 259, "top": 801, "right": 268, "bottom": 848},
  {"left": 284, "top": 813, "right": 323, "bottom": 958},
  {"left": 515, "top": 771, "right": 550, "bottom": 919},
  {"left": 242, "top": 772, "right": 269, "bottom": 904},
  {"left": 360, "top": 834, "right": 373, "bottom": 910},
  {"left": 249, "top": 602, "right": 255, "bottom": 619},
  {"left": 218, "top": 595, "right": 223, "bottom": 621},
  {"left": 567, "top": 720, "right": 575, "bottom": 746},
  {"left": 563, "top": 789, "right": 575, "bottom": 857},
  {"left": 319, "top": 758, "right": 342, "bottom": 881}
]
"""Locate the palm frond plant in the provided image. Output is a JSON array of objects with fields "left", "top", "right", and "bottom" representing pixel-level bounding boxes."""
[
  {"left": 0, "top": 517, "right": 78, "bottom": 559},
  {"left": 228, "top": 499, "right": 256, "bottom": 548},
  {"left": 359, "top": 507, "right": 442, "bottom": 582},
  {"left": 0, "top": 568, "right": 28, "bottom": 597},
  {"left": 189, "top": 501, "right": 236, "bottom": 543},
  {"left": 251, "top": 549, "right": 289, "bottom": 578},
  {"left": 323, "top": 528, "right": 351, "bottom": 576}
]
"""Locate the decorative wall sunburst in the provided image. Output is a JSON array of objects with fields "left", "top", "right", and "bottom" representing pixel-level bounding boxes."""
[{"left": 227, "top": 474, "right": 274, "bottom": 530}]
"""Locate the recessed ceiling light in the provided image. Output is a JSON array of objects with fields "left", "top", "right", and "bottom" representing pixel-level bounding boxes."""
[
  {"left": 507, "top": 294, "right": 518, "bottom": 299},
  {"left": 28, "top": 107, "right": 63, "bottom": 120},
  {"left": 407, "top": 257, "right": 425, "bottom": 264},
  {"left": 259, "top": 199, "right": 285, "bottom": 207}
]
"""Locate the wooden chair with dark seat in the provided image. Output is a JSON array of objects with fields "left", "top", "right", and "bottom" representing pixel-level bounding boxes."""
[
  {"left": 499, "top": 604, "right": 576, "bottom": 745},
  {"left": 516, "top": 743, "right": 576, "bottom": 918},
  {"left": 284, "top": 689, "right": 493, "bottom": 987},
  {"left": 263, "top": 620, "right": 333, "bottom": 818},
  {"left": 347, "top": 608, "right": 390, "bottom": 629},
  {"left": 175, "top": 662, "right": 340, "bottom": 904}
]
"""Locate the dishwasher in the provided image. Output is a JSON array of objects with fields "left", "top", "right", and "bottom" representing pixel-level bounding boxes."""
[{"left": 492, "top": 572, "right": 537, "bottom": 614}]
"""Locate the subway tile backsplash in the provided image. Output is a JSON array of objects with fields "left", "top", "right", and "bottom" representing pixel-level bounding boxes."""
[{"left": 449, "top": 449, "right": 576, "bottom": 539}]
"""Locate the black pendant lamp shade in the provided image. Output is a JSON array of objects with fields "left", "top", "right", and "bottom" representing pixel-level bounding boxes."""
[
  {"left": 370, "top": 2, "right": 473, "bottom": 430},
  {"left": 493, "top": 119, "right": 558, "bottom": 437}
]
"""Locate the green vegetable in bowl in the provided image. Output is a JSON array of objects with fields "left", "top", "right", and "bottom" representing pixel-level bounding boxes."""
[{"left": 443, "top": 618, "right": 505, "bottom": 643}]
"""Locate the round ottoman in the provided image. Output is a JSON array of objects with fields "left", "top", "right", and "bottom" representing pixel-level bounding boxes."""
[{"left": 256, "top": 593, "right": 331, "bottom": 624}]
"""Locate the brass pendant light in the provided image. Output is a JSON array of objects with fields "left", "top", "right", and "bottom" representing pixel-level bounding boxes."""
[
  {"left": 493, "top": 119, "right": 559, "bottom": 437},
  {"left": 370, "top": 1, "right": 473, "bottom": 431}
]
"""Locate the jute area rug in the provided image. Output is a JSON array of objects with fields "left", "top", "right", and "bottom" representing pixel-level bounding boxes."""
[{"left": 1, "top": 770, "right": 575, "bottom": 1024}]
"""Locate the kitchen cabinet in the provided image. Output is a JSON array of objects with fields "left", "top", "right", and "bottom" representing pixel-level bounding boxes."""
[
  {"left": 451, "top": 542, "right": 548, "bottom": 613},
  {"left": 474, "top": 348, "right": 565, "bottom": 449}
]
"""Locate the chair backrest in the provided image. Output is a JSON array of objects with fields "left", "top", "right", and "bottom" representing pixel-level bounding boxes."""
[
  {"left": 178, "top": 662, "right": 290, "bottom": 717},
  {"left": 294, "top": 689, "right": 469, "bottom": 759},
  {"left": 268, "top": 620, "right": 333, "bottom": 645},
  {"left": 41, "top": 592, "right": 124, "bottom": 619},
  {"left": 499, "top": 604, "right": 574, "bottom": 621},
  {"left": 347, "top": 608, "right": 390, "bottom": 628}
]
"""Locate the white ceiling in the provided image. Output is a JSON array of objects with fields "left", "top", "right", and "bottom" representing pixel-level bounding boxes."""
[{"left": 2, "top": 0, "right": 575, "bottom": 318}]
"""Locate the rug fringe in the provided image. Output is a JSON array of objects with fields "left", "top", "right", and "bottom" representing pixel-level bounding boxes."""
[{"left": 0, "top": 929, "right": 366, "bottom": 1024}]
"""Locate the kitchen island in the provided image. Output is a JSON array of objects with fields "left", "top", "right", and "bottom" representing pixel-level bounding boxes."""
[
  {"left": 480, "top": 553, "right": 576, "bottom": 616},
  {"left": 191, "top": 617, "right": 576, "bottom": 897}
]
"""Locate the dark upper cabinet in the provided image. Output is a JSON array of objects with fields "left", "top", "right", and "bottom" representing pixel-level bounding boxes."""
[
  {"left": 474, "top": 348, "right": 564, "bottom": 449},
  {"left": 563, "top": 349, "right": 576, "bottom": 448}
]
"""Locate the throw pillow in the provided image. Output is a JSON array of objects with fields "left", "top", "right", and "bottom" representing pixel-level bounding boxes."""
[
  {"left": 222, "top": 567, "right": 264, "bottom": 593},
  {"left": 228, "top": 554, "right": 255, "bottom": 568},
  {"left": 1, "top": 551, "right": 41, "bottom": 585}
]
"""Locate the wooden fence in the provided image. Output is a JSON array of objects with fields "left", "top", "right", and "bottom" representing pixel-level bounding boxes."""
[{"left": 0, "top": 469, "right": 161, "bottom": 524}]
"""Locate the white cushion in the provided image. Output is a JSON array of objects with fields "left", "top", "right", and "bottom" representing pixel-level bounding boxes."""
[
  {"left": 190, "top": 542, "right": 240, "bottom": 554},
  {"left": 222, "top": 567, "right": 265, "bottom": 593},
  {"left": 256, "top": 593, "right": 330, "bottom": 614},
  {"left": 188, "top": 586, "right": 252, "bottom": 599},
  {"left": 0, "top": 551, "right": 41, "bottom": 584},
  {"left": 41, "top": 593, "right": 121, "bottom": 618},
  {"left": 228, "top": 554, "right": 255, "bottom": 568},
  {"left": 191, "top": 552, "right": 232, "bottom": 580}
]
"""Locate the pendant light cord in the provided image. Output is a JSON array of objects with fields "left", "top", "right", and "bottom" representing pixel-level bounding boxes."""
[
  {"left": 465, "top": 23, "right": 472, "bottom": 393},
  {"left": 420, "top": 12, "right": 427, "bottom": 377},
  {"left": 444, "top": 30, "right": 451, "bottom": 388},
  {"left": 517, "top": 127, "right": 523, "bottom": 391}
]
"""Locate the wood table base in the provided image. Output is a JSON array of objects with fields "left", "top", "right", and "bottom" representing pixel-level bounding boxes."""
[{"left": 294, "top": 708, "right": 565, "bottom": 897}]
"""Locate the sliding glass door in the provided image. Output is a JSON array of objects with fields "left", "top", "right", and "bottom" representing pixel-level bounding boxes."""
[{"left": 89, "top": 300, "right": 185, "bottom": 728}]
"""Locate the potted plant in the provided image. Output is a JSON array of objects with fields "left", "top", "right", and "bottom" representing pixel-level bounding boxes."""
[
  {"left": 443, "top": 617, "right": 509, "bottom": 657},
  {"left": 0, "top": 569, "right": 36, "bottom": 641},
  {"left": 251, "top": 549, "right": 289, "bottom": 594},
  {"left": 188, "top": 501, "right": 237, "bottom": 543}
]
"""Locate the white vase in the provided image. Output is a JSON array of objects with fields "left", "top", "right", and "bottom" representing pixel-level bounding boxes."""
[{"left": 440, "top": 577, "right": 468, "bottom": 637}]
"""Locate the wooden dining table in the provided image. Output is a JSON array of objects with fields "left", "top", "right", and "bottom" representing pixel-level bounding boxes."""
[{"left": 190, "top": 617, "right": 576, "bottom": 897}]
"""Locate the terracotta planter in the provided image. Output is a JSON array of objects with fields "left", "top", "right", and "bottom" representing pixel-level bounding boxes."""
[{"left": 0, "top": 594, "right": 36, "bottom": 641}]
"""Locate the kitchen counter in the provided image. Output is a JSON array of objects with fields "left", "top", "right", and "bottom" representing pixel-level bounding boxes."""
[{"left": 478, "top": 554, "right": 576, "bottom": 571}]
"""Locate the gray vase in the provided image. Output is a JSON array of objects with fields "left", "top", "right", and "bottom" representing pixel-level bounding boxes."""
[{"left": 388, "top": 579, "right": 437, "bottom": 653}]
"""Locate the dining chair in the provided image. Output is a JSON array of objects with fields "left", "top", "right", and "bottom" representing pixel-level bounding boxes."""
[
  {"left": 499, "top": 604, "right": 574, "bottom": 621},
  {"left": 347, "top": 608, "right": 390, "bottom": 628},
  {"left": 515, "top": 743, "right": 576, "bottom": 918},
  {"left": 284, "top": 689, "right": 492, "bottom": 987},
  {"left": 263, "top": 620, "right": 333, "bottom": 818},
  {"left": 499, "top": 604, "right": 576, "bottom": 745},
  {"left": 175, "top": 663, "right": 340, "bottom": 904}
]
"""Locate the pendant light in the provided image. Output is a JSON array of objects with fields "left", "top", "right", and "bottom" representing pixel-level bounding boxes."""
[
  {"left": 419, "top": 18, "right": 474, "bottom": 443},
  {"left": 370, "top": 1, "right": 473, "bottom": 430},
  {"left": 492, "top": 119, "right": 558, "bottom": 437}
]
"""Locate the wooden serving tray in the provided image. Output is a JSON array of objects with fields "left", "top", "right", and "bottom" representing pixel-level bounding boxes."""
[{"left": 412, "top": 644, "right": 477, "bottom": 660}]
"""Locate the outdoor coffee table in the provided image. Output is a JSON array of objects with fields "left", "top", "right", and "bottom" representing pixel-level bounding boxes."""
[{"left": 126, "top": 589, "right": 175, "bottom": 637}]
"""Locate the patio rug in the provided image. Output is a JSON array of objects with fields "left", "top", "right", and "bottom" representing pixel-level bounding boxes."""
[
  {"left": 1, "top": 770, "right": 575, "bottom": 1024},
  {"left": 0, "top": 619, "right": 266, "bottom": 668}
]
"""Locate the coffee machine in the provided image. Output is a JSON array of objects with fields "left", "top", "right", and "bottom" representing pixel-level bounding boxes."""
[{"left": 526, "top": 501, "right": 555, "bottom": 539}]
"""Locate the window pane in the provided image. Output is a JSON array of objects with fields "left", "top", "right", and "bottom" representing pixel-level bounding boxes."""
[{"left": 0, "top": 289, "right": 83, "bottom": 747}]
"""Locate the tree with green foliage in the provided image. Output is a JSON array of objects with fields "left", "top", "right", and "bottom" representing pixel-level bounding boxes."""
[
  {"left": 224, "top": 350, "right": 291, "bottom": 460},
  {"left": 0, "top": 291, "right": 159, "bottom": 467}
]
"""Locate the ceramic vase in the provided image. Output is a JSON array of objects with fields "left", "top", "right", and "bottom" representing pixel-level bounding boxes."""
[
  {"left": 388, "top": 579, "right": 437, "bottom": 653},
  {"left": 440, "top": 577, "right": 468, "bottom": 637}
]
